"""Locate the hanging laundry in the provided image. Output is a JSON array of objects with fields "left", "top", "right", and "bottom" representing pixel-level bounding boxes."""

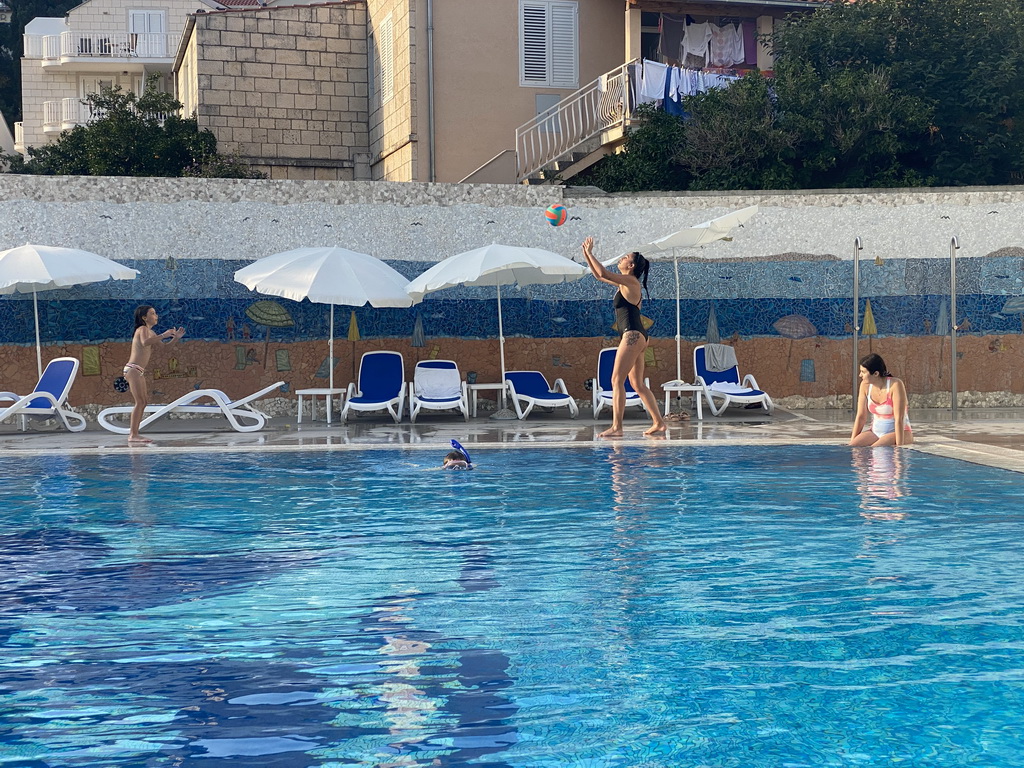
[
  {"left": 640, "top": 59, "right": 669, "bottom": 101},
  {"left": 743, "top": 22, "right": 757, "bottom": 66},
  {"left": 659, "top": 13, "right": 687, "bottom": 64},
  {"left": 681, "top": 21, "right": 712, "bottom": 68},
  {"left": 710, "top": 24, "right": 733, "bottom": 67},
  {"left": 663, "top": 69, "right": 687, "bottom": 117},
  {"left": 711, "top": 23, "right": 745, "bottom": 68}
]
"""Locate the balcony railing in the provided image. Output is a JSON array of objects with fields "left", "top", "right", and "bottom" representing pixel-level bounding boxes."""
[
  {"left": 43, "top": 100, "right": 61, "bottom": 132},
  {"left": 515, "top": 59, "right": 636, "bottom": 183},
  {"left": 27, "top": 31, "right": 173, "bottom": 63},
  {"left": 14, "top": 122, "right": 24, "bottom": 151},
  {"left": 44, "top": 97, "right": 178, "bottom": 131},
  {"left": 23, "top": 34, "right": 45, "bottom": 58}
]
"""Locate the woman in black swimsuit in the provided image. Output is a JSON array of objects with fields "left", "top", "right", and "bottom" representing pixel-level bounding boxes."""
[{"left": 581, "top": 237, "right": 666, "bottom": 437}]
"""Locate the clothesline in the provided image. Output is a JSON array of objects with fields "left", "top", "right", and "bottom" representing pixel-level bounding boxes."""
[{"left": 629, "top": 60, "right": 743, "bottom": 115}]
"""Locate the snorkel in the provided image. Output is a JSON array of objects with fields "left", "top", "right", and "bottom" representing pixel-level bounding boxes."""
[{"left": 450, "top": 439, "right": 472, "bottom": 467}]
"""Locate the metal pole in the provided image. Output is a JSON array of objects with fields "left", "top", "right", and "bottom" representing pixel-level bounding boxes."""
[
  {"left": 496, "top": 284, "right": 506, "bottom": 384},
  {"left": 852, "top": 237, "right": 862, "bottom": 407},
  {"left": 674, "top": 254, "right": 681, "bottom": 382},
  {"left": 950, "top": 236, "right": 960, "bottom": 418},
  {"left": 33, "top": 289, "right": 42, "bottom": 378},
  {"left": 328, "top": 304, "right": 334, "bottom": 391}
]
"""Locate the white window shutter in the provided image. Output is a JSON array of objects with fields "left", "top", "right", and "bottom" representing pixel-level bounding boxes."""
[
  {"left": 520, "top": 1, "right": 577, "bottom": 88},
  {"left": 549, "top": 2, "right": 578, "bottom": 88},
  {"left": 381, "top": 14, "right": 394, "bottom": 104},
  {"left": 521, "top": 1, "right": 548, "bottom": 85}
]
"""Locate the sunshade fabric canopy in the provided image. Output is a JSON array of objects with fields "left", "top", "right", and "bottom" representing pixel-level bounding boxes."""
[
  {"left": 0, "top": 243, "right": 139, "bottom": 377},
  {"left": 234, "top": 246, "right": 415, "bottom": 391},
  {"left": 405, "top": 243, "right": 588, "bottom": 302},
  {"left": 0, "top": 243, "right": 139, "bottom": 294},
  {"left": 406, "top": 243, "right": 587, "bottom": 385},
  {"left": 609, "top": 207, "right": 760, "bottom": 381},
  {"left": 233, "top": 247, "right": 414, "bottom": 308}
]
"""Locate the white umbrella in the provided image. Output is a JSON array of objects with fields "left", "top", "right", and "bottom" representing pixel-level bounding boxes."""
[
  {"left": 405, "top": 243, "right": 588, "bottom": 383},
  {"left": 0, "top": 243, "right": 139, "bottom": 377},
  {"left": 234, "top": 247, "right": 415, "bottom": 390},
  {"left": 620, "top": 206, "right": 759, "bottom": 382}
]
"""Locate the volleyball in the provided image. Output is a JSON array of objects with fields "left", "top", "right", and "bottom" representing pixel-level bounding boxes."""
[{"left": 545, "top": 204, "right": 568, "bottom": 227}]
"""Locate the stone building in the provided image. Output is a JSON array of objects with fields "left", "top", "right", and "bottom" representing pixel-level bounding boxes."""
[{"left": 174, "top": 2, "right": 370, "bottom": 180}]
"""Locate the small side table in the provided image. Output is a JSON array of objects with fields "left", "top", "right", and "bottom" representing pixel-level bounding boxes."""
[
  {"left": 662, "top": 381, "right": 703, "bottom": 420},
  {"left": 468, "top": 382, "right": 508, "bottom": 418},
  {"left": 296, "top": 388, "right": 347, "bottom": 425}
]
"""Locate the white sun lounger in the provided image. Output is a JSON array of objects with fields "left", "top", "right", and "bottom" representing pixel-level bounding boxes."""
[
  {"left": 0, "top": 357, "right": 86, "bottom": 432},
  {"left": 97, "top": 381, "right": 285, "bottom": 434}
]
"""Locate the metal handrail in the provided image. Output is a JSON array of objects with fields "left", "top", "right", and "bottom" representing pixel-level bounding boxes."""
[
  {"left": 515, "top": 59, "right": 636, "bottom": 183},
  {"left": 950, "top": 236, "right": 960, "bottom": 418}
]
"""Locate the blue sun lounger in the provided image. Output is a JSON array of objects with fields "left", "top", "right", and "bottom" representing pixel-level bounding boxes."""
[
  {"left": 694, "top": 344, "right": 774, "bottom": 416},
  {"left": 341, "top": 350, "right": 406, "bottom": 423},
  {"left": 592, "top": 346, "right": 648, "bottom": 419},
  {"left": 504, "top": 370, "right": 579, "bottom": 420},
  {"left": 0, "top": 357, "right": 86, "bottom": 432}
]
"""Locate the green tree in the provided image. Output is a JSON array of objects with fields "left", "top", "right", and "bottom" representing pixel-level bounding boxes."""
[
  {"left": 771, "top": 0, "right": 1024, "bottom": 186},
  {"left": 3, "top": 81, "right": 264, "bottom": 177},
  {"left": 570, "top": 104, "right": 691, "bottom": 192},
  {"left": 576, "top": 0, "right": 1024, "bottom": 191}
]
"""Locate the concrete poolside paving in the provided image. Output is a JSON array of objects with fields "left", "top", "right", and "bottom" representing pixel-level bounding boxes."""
[{"left": 1, "top": 405, "right": 1022, "bottom": 473}]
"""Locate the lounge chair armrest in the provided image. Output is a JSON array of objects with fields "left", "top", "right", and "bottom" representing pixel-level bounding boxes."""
[
  {"left": 0, "top": 390, "right": 18, "bottom": 401},
  {"left": 742, "top": 374, "right": 760, "bottom": 389},
  {"left": 552, "top": 378, "right": 569, "bottom": 395},
  {"left": 346, "top": 383, "right": 359, "bottom": 399}
]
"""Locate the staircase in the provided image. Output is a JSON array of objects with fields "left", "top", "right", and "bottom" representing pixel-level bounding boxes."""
[{"left": 515, "top": 59, "right": 637, "bottom": 185}]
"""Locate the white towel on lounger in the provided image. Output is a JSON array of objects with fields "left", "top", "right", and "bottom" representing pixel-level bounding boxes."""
[{"left": 414, "top": 368, "right": 462, "bottom": 400}]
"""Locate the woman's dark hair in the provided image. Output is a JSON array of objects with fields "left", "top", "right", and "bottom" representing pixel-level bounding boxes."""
[
  {"left": 134, "top": 305, "right": 153, "bottom": 330},
  {"left": 859, "top": 353, "right": 890, "bottom": 377},
  {"left": 628, "top": 251, "right": 650, "bottom": 299}
]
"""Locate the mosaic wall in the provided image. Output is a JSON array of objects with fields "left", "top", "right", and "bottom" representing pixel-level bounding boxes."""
[{"left": 2, "top": 177, "right": 1024, "bottom": 409}]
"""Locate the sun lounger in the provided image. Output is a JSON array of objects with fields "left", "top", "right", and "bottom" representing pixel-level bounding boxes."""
[
  {"left": 0, "top": 357, "right": 86, "bottom": 432},
  {"left": 97, "top": 381, "right": 285, "bottom": 433}
]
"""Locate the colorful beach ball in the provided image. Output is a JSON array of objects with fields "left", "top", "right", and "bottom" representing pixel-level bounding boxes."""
[{"left": 545, "top": 204, "right": 568, "bottom": 227}]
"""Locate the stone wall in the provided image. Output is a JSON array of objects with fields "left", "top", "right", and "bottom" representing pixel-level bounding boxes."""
[
  {"left": 3, "top": 177, "right": 1024, "bottom": 410},
  {"left": 186, "top": 3, "right": 370, "bottom": 181}
]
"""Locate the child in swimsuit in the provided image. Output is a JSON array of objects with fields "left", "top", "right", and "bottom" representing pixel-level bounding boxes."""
[
  {"left": 850, "top": 353, "right": 913, "bottom": 447},
  {"left": 123, "top": 305, "right": 185, "bottom": 443}
]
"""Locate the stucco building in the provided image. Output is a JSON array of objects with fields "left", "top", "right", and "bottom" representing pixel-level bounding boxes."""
[{"left": 17, "top": 0, "right": 825, "bottom": 182}]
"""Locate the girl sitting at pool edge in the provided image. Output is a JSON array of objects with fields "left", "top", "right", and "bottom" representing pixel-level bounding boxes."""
[{"left": 850, "top": 353, "right": 913, "bottom": 448}]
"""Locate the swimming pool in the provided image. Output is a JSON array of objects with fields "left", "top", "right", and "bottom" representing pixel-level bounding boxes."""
[{"left": 2, "top": 445, "right": 1023, "bottom": 767}]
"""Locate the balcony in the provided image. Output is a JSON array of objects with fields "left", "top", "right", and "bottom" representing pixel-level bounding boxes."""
[
  {"left": 26, "top": 31, "right": 173, "bottom": 71},
  {"left": 43, "top": 97, "right": 178, "bottom": 133}
]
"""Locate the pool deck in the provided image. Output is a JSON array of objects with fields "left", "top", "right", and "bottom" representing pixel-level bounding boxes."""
[{"left": 2, "top": 405, "right": 1022, "bottom": 473}]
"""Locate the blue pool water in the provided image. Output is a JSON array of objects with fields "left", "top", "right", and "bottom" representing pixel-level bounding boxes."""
[{"left": 2, "top": 445, "right": 1023, "bottom": 767}]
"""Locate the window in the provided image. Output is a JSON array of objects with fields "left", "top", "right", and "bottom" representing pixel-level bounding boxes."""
[
  {"left": 129, "top": 10, "right": 166, "bottom": 56},
  {"left": 370, "top": 13, "right": 394, "bottom": 105},
  {"left": 520, "top": 0, "right": 578, "bottom": 88}
]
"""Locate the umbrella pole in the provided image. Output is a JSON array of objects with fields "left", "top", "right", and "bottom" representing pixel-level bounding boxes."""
[
  {"left": 33, "top": 289, "right": 42, "bottom": 378},
  {"left": 674, "top": 255, "right": 681, "bottom": 382},
  {"left": 497, "top": 284, "right": 506, "bottom": 383},
  {"left": 329, "top": 304, "right": 335, "bottom": 391}
]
